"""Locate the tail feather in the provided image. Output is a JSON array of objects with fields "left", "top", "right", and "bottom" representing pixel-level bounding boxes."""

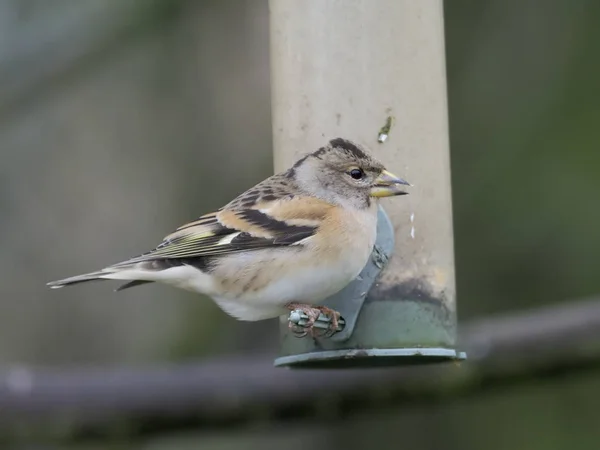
[
  {"left": 47, "top": 271, "right": 111, "bottom": 289},
  {"left": 114, "top": 280, "right": 155, "bottom": 291},
  {"left": 48, "top": 259, "right": 197, "bottom": 292},
  {"left": 47, "top": 263, "right": 160, "bottom": 291}
]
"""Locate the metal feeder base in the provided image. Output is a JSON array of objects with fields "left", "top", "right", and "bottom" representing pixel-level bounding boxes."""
[{"left": 274, "top": 347, "right": 467, "bottom": 369}]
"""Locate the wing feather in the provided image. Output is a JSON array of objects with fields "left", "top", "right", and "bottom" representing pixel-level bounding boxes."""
[{"left": 111, "top": 199, "right": 322, "bottom": 266}]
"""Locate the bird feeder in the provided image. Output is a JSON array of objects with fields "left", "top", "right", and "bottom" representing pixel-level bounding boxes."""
[{"left": 269, "top": 0, "right": 466, "bottom": 368}]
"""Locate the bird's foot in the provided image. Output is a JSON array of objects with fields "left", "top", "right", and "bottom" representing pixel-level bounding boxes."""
[
  {"left": 286, "top": 302, "right": 321, "bottom": 337},
  {"left": 314, "top": 305, "right": 341, "bottom": 338},
  {"left": 285, "top": 303, "right": 341, "bottom": 338}
]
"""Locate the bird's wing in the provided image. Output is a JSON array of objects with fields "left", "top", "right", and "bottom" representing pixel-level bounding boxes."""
[{"left": 111, "top": 196, "right": 333, "bottom": 266}]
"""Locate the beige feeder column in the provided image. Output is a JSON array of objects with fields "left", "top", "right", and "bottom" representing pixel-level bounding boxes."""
[{"left": 270, "top": 0, "right": 463, "bottom": 367}]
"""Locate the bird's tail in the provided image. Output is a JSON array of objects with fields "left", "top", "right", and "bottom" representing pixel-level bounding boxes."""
[
  {"left": 47, "top": 264, "right": 155, "bottom": 292},
  {"left": 47, "top": 270, "right": 112, "bottom": 289}
]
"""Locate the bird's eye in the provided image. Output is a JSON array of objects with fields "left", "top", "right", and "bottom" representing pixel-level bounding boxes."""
[{"left": 349, "top": 168, "right": 364, "bottom": 180}]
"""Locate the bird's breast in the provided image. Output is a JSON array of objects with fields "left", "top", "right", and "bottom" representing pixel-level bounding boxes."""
[{"left": 198, "top": 205, "right": 379, "bottom": 321}]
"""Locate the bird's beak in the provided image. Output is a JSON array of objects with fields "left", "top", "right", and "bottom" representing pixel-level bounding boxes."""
[{"left": 370, "top": 169, "right": 411, "bottom": 197}]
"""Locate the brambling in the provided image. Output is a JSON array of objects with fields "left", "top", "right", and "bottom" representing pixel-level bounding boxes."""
[{"left": 48, "top": 138, "right": 410, "bottom": 335}]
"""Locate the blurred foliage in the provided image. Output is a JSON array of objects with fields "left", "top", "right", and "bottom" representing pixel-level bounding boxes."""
[
  {"left": 446, "top": 1, "right": 600, "bottom": 319},
  {"left": 0, "top": 0, "right": 273, "bottom": 365}
]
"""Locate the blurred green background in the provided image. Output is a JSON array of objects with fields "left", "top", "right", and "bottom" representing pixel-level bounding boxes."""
[{"left": 1, "top": 0, "right": 599, "bottom": 448}]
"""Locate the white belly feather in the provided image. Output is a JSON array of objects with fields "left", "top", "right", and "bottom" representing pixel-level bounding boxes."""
[{"left": 212, "top": 252, "right": 367, "bottom": 321}]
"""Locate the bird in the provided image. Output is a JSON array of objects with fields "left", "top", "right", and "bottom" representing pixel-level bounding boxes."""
[{"left": 47, "top": 138, "right": 410, "bottom": 336}]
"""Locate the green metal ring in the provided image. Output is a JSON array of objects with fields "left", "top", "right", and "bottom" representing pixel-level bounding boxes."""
[{"left": 274, "top": 347, "right": 467, "bottom": 368}]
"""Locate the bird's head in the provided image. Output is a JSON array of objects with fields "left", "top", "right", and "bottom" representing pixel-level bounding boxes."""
[{"left": 289, "top": 138, "right": 410, "bottom": 209}]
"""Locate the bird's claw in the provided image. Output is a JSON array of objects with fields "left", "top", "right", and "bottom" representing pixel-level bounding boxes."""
[
  {"left": 286, "top": 303, "right": 341, "bottom": 338},
  {"left": 315, "top": 306, "right": 341, "bottom": 337},
  {"left": 289, "top": 319, "right": 311, "bottom": 337},
  {"left": 289, "top": 324, "right": 308, "bottom": 338}
]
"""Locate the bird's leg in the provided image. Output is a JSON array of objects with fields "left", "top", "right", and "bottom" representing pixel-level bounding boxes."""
[
  {"left": 315, "top": 305, "right": 341, "bottom": 337},
  {"left": 285, "top": 302, "right": 322, "bottom": 337}
]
